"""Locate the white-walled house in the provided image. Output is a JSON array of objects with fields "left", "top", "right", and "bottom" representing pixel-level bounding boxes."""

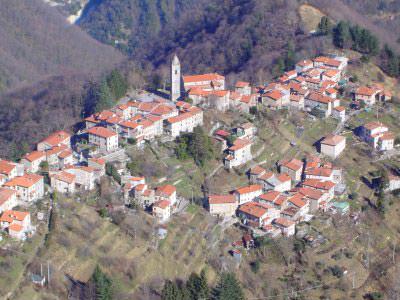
[
  {"left": 64, "top": 166, "right": 96, "bottom": 190},
  {"left": 237, "top": 202, "right": 279, "bottom": 228},
  {"left": 0, "top": 188, "right": 17, "bottom": 213},
  {"left": 360, "top": 122, "right": 395, "bottom": 151},
  {"left": 320, "top": 134, "right": 346, "bottom": 159},
  {"left": 279, "top": 159, "right": 303, "bottom": 182},
  {"left": 37, "top": 130, "right": 71, "bottom": 151},
  {"left": 224, "top": 139, "right": 252, "bottom": 169},
  {"left": 164, "top": 107, "right": 203, "bottom": 137},
  {"left": 21, "top": 151, "right": 46, "bottom": 173},
  {"left": 87, "top": 126, "right": 119, "bottom": 152},
  {"left": 208, "top": 194, "right": 238, "bottom": 218},
  {"left": 4, "top": 174, "right": 44, "bottom": 203},
  {"left": 0, "top": 159, "right": 24, "bottom": 181},
  {"left": 234, "top": 185, "right": 263, "bottom": 205},
  {"left": 152, "top": 200, "right": 171, "bottom": 222},
  {"left": 333, "top": 106, "right": 346, "bottom": 122},
  {"left": 0, "top": 210, "right": 32, "bottom": 240},
  {"left": 50, "top": 171, "right": 76, "bottom": 194}
]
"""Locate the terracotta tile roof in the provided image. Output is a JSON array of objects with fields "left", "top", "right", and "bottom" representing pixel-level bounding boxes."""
[
  {"left": 175, "top": 101, "right": 192, "bottom": 110},
  {"left": 296, "top": 59, "right": 313, "bottom": 67},
  {"left": 265, "top": 90, "right": 284, "bottom": 101},
  {"left": 363, "top": 121, "right": 386, "bottom": 130},
  {"left": 288, "top": 193, "right": 307, "bottom": 208},
  {"left": 46, "top": 144, "right": 68, "bottom": 156},
  {"left": 215, "top": 129, "right": 230, "bottom": 137},
  {"left": 151, "top": 104, "right": 176, "bottom": 116},
  {"left": 0, "top": 160, "right": 16, "bottom": 175},
  {"left": 249, "top": 165, "right": 266, "bottom": 175},
  {"left": 273, "top": 217, "right": 295, "bottom": 227},
  {"left": 238, "top": 202, "right": 272, "bottom": 218},
  {"left": 183, "top": 73, "right": 225, "bottom": 83},
  {"left": 156, "top": 185, "right": 176, "bottom": 197},
  {"left": 258, "top": 171, "right": 274, "bottom": 181},
  {"left": 307, "top": 92, "right": 333, "bottom": 104},
  {"left": 8, "top": 223, "right": 23, "bottom": 232},
  {"left": 334, "top": 106, "right": 345, "bottom": 112},
  {"left": 281, "top": 158, "right": 303, "bottom": 171},
  {"left": 58, "top": 149, "right": 73, "bottom": 159},
  {"left": 120, "top": 120, "right": 141, "bottom": 129},
  {"left": 51, "top": 171, "right": 75, "bottom": 184},
  {"left": 208, "top": 194, "right": 236, "bottom": 204},
  {"left": 290, "top": 95, "right": 302, "bottom": 102},
  {"left": 166, "top": 112, "right": 194, "bottom": 124},
  {"left": 305, "top": 167, "right": 333, "bottom": 177},
  {"left": 321, "top": 134, "right": 345, "bottom": 146},
  {"left": 4, "top": 174, "right": 43, "bottom": 188},
  {"left": 235, "top": 81, "right": 250, "bottom": 88},
  {"left": 39, "top": 130, "right": 70, "bottom": 147},
  {"left": 23, "top": 151, "right": 45, "bottom": 162},
  {"left": 153, "top": 200, "right": 171, "bottom": 209},
  {"left": 235, "top": 185, "right": 262, "bottom": 195},
  {"left": 277, "top": 173, "right": 291, "bottom": 183},
  {"left": 302, "top": 179, "right": 335, "bottom": 190},
  {"left": 0, "top": 188, "right": 16, "bottom": 206},
  {"left": 0, "top": 210, "right": 29, "bottom": 222},
  {"left": 87, "top": 126, "right": 117, "bottom": 138},
  {"left": 89, "top": 158, "right": 106, "bottom": 165},
  {"left": 258, "top": 190, "right": 280, "bottom": 202},
  {"left": 188, "top": 87, "right": 210, "bottom": 97},
  {"left": 211, "top": 90, "right": 229, "bottom": 97},
  {"left": 228, "top": 138, "right": 251, "bottom": 151},
  {"left": 297, "top": 187, "right": 324, "bottom": 200},
  {"left": 323, "top": 69, "right": 340, "bottom": 78},
  {"left": 380, "top": 132, "right": 395, "bottom": 141},
  {"left": 281, "top": 206, "right": 299, "bottom": 217},
  {"left": 356, "top": 86, "right": 378, "bottom": 96},
  {"left": 64, "top": 165, "right": 95, "bottom": 173}
]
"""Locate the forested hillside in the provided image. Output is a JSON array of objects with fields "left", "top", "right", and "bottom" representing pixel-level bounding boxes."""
[
  {"left": 0, "top": 0, "right": 126, "bottom": 157},
  {"left": 79, "top": 0, "right": 400, "bottom": 84},
  {"left": 0, "top": 0, "right": 123, "bottom": 92}
]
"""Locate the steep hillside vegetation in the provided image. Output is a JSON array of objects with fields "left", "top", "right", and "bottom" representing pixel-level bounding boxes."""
[
  {"left": 0, "top": 0, "right": 123, "bottom": 92},
  {"left": 0, "top": 0, "right": 127, "bottom": 157},
  {"left": 78, "top": 0, "right": 203, "bottom": 53},
  {"left": 79, "top": 0, "right": 400, "bottom": 84}
]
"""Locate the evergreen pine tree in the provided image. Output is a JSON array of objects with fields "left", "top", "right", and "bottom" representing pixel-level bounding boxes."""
[
  {"left": 95, "top": 80, "right": 114, "bottom": 113},
  {"left": 106, "top": 70, "right": 128, "bottom": 100},
  {"left": 213, "top": 272, "right": 244, "bottom": 300},
  {"left": 333, "top": 21, "right": 351, "bottom": 49},
  {"left": 91, "top": 265, "right": 113, "bottom": 300},
  {"left": 162, "top": 280, "right": 184, "bottom": 300}
]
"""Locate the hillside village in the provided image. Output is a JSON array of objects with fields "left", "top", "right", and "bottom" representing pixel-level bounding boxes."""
[{"left": 1, "top": 51, "right": 400, "bottom": 298}]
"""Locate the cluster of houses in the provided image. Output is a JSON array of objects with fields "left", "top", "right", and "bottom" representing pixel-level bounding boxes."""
[
  {"left": 208, "top": 155, "right": 345, "bottom": 237},
  {"left": 122, "top": 176, "right": 177, "bottom": 222},
  {"left": 212, "top": 122, "right": 257, "bottom": 169},
  {"left": 84, "top": 99, "right": 203, "bottom": 150}
]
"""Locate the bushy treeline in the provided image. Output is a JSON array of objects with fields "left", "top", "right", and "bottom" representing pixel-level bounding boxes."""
[
  {"left": 161, "top": 270, "right": 244, "bottom": 300},
  {"left": 318, "top": 16, "right": 400, "bottom": 77},
  {"left": 175, "top": 126, "right": 215, "bottom": 167},
  {"left": 84, "top": 70, "right": 128, "bottom": 116}
]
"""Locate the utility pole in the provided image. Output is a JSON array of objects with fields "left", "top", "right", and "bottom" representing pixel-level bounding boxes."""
[
  {"left": 47, "top": 261, "right": 50, "bottom": 286},
  {"left": 366, "top": 232, "right": 370, "bottom": 269},
  {"left": 352, "top": 272, "right": 356, "bottom": 289},
  {"left": 393, "top": 243, "right": 396, "bottom": 264}
]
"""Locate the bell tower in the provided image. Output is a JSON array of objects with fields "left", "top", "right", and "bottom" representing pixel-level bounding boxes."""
[{"left": 171, "top": 54, "right": 181, "bottom": 101}]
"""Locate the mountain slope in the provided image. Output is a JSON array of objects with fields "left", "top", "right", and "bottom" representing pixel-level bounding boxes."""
[{"left": 0, "top": 0, "right": 124, "bottom": 92}]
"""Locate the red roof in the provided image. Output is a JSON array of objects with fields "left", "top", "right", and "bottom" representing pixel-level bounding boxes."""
[
  {"left": 23, "top": 151, "right": 45, "bottom": 162},
  {"left": 208, "top": 194, "right": 236, "bottom": 204},
  {"left": 235, "top": 185, "right": 262, "bottom": 195},
  {"left": 156, "top": 185, "right": 176, "bottom": 197},
  {"left": 238, "top": 202, "right": 272, "bottom": 218},
  {"left": 236, "top": 81, "right": 250, "bottom": 88},
  {"left": 39, "top": 130, "right": 70, "bottom": 147},
  {"left": 0, "top": 210, "right": 29, "bottom": 223},
  {"left": 0, "top": 188, "right": 16, "bottom": 206},
  {"left": 273, "top": 217, "right": 295, "bottom": 227},
  {"left": 321, "top": 134, "right": 345, "bottom": 146},
  {"left": 51, "top": 171, "right": 75, "bottom": 184},
  {"left": 0, "top": 160, "right": 16, "bottom": 175},
  {"left": 4, "top": 174, "right": 43, "bottom": 188},
  {"left": 183, "top": 73, "right": 224, "bottom": 83},
  {"left": 87, "top": 126, "right": 117, "bottom": 138},
  {"left": 153, "top": 200, "right": 171, "bottom": 209}
]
